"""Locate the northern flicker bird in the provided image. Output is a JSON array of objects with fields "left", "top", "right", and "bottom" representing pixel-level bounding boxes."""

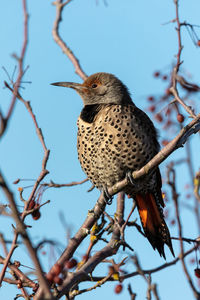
[{"left": 52, "top": 72, "right": 174, "bottom": 258}]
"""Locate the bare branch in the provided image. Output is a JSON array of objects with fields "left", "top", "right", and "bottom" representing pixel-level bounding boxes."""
[
  {"left": 4, "top": 82, "right": 50, "bottom": 208},
  {"left": 0, "top": 172, "right": 54, "bottom": 299},
  {"left": 127, "top": 284, "right": 137, "bottom": 300},
  {"left": 167, "top": 164, "right": 200, "bottom": 299},
  {"left": 52, "top": 0, "right": 87, "bottom": 80},
  {"left": 42, "top": 178, "right": 88, "bottom": 188},
  {"left": 0, "top": 0, "right": 29, "bottom": 138}
]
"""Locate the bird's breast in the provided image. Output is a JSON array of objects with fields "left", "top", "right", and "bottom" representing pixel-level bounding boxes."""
[{"left": 77, "top": 104, "right": 159, "bottom": 191}]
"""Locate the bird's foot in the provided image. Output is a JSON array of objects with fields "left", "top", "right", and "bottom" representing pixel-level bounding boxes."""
[
  {"left": 102, "top": 186, "right": 113, "bottom": 205},
  {"left": 126, "top": 171, "right": 144, "bottom": 194},
  {"left": 126, "top": 171, "right": 142, "bottom": 191},
  {"left": 126, "top": 170, "right": 135, "bottom": 186}
]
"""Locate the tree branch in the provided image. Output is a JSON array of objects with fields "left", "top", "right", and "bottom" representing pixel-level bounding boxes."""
[
  {"left": 0, "top": 0, "right": 29, "bottom": 138},
  {"left": 52, "top": 0, "right": 87, "bottom": 80}
]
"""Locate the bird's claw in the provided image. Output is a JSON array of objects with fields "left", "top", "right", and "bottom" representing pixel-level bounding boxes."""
[
  {"left": 126, "top": 170, "right": 135, "bottom": 186},
  {"left": 102, "top": 186, "right": 113, "bottom": 205}
]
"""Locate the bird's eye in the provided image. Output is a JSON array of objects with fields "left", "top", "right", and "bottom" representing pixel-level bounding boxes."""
[{"left": 91, "top": 83, "right": 98, "bottom": 88}]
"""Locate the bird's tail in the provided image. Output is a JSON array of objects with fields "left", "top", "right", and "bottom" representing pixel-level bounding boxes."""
[{"left": 135, "top": 193, "right": 174, "bottom": 259}]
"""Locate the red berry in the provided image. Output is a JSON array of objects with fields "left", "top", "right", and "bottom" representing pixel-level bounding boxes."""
[
  {"left": 177, "top": 113, "right": 184, "bottom": 123},
  {"left": 114, "top": 284, "right": 123, "bottom": 294},
  {"left": 51, "top": 263, "right": 62, "bottom": 276},
  {"left": 195, "top": 268, "right": 200, "bottom": 278},
  {"left": 65, "top": 258, "right": 77, "bottom": 269},
  {"left": 46, "top": 272, "right": 54, "bottom": 283},
  {"left": 154, "top": 71, "right": 160, "bottom": 78},
  {"left": 197, "top": 40, "right": 200, "bottom": 47},
  {"left": 54, "top": 276, "right": 63, "bottom": 285},
  {"left": 32, "top": 209, "right": 41, "bottom": 220},
  {"left": 31, "top": 203, "right": 41, "bottom": 220},
  {"left": 155, "top": 113, "right": 163, "bottom": 122},
  {"left": 162, "top": 75, "right": 168, "bottom": 81},
  {"left": 148, "top": 105, "right": 156, "bottom": 112},
  {"left": 147, "top": 96, "right": 155, "bottom": 102}
]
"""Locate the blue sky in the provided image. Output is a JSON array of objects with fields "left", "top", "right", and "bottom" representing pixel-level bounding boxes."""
[{"left": 1, "top": 0, "right": 200, "bottom": 299}]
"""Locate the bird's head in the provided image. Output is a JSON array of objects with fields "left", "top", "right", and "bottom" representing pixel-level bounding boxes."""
[{"left": 51, "top": 72, "right": 132, "bottom": 106}]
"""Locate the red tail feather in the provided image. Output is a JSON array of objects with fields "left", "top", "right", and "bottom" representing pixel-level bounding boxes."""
[{"left": 135, "top": 193, "right": 174, "bottom": 258}]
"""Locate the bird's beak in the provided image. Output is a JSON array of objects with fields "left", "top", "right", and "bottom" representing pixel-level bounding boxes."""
[{"left": 51, "top": 81, "right": 86, "bottom": 92}]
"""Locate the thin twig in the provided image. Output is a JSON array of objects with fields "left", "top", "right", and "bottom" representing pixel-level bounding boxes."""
[
  {"left": 69, "top": 273, "right": 112, "bottom": 297},
  {"left": 120, "top": 244, "right": 198, "bottom": 280},
  {"left": 0, "top": 172, "right": 53, "bottom": 298},
  {"left": 0, "top": 0, "right": 29, "bottom": 138},
  {"left": 4, "top": 82, "right": 50, "bottom": 208},
  {"left": 52, "top": 0, "right": 87, "bottom": 80},
  {"left": 167, "top": 164, "right": 200, "bottom": 299},
  {"left": 42, "top": 178, "right": 88, "bottom": 188},
  {"left": 127, "top": 283, "right": 137, "bottom": 300},
  {"left": 0, "top": 256, "right": 36, "bottom": 289}
]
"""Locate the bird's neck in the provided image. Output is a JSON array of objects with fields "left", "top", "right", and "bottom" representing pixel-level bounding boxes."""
[
  {"left": 80, "top": 104, "right": 105, "bottom": 123},
  {"left": 80, "top": 102, "right": 135, "bottom": 123}
]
